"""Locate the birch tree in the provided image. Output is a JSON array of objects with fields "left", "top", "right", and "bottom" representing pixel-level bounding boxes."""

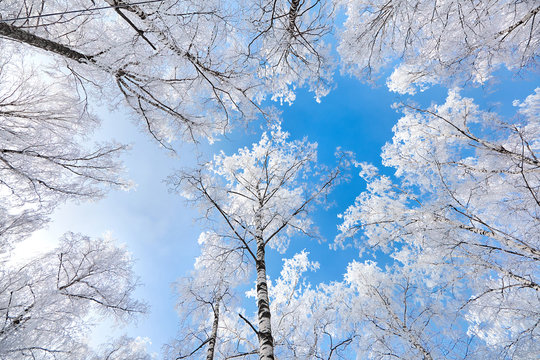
[
  {"left": 0, "top": 232, "right": 146, "bottom": 360},
  {"left": 338, "top": 89, "right": 540, "bottom": 358},
  {"left": 165, "top": 231, "right": 250, "bottom": 360},
  {"left": 170, "top": 124, "right": 348, "bottom": 359},
  {"left": 336, "top": 0, "right": 540, "bottom": 94}
]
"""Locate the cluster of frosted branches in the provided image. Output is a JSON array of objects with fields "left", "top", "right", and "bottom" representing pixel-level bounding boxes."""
[
  {"left": 0, "top": 54, "right": 128, "bottom": 247},
  {"left": 337, "top": 89, "right": 540, "bottom": 358},
  {"left": 0, "top": 0, "right": 342, "bottom": 146},
  {"left": 336, "top": 0, "right": 539, "bottom": 93},
  {"left": 0, "top": 233, "right": 148, "bottom": 359}
]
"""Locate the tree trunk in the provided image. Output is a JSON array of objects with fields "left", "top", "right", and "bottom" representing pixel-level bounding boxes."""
[
  {"left": 288, "top": 0, "right": 301, "bottom": 34},
  {"left": 255, "top": 241, "right": 275, "bottom": 360},
  {"left": 206, "top": 300, "right": 220, "bottom": 360},
  {"left": 253, "top": 207, "right": 275, "bottom": 360},
  {"left": 0, "top": 22, "right": 93, "bottom": 64}
]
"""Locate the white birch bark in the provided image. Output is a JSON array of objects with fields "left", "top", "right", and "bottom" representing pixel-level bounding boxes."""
[
  {"left": 206, "top": 301, "right": 220, "bottom": 360},
  {"left": 255, "top": 210, "right": 275, "bottom": 360}
]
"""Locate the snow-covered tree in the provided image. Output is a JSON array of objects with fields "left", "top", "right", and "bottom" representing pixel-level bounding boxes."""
[
  {"left": 265, "top": 251, "right": 356, "bottom": 359},
  {"left": 340, "top": 260, "right": 491, "bottom": 360},
  {"left": 165, "top": 231, "right": 250, "bottom": 360},
  {"left": 0, "top": 232, "right": 146, "bottom": 360},
  {"left": 336, "top": 0, "right": 539, "bottom": 93},
  {"left": 264, "top": 253, "right": 485, "bottom": 359},
  {"left": 171, "top": 123, "right": 348, "bottom": 359},
  {"left": 0, "top": 53, "right": 127, "bottom": 247},
  {"left": 242, "top": 0, "right": 336, "bottom": 103},
  {"left": 87, "top": 336, "right": 152, "bottom": 360},
  {"left": 0, "top": 0, "right": 340, "bottom": 145},
  {"left": 338, "top": 89, "right": 540, "bottom": 358},
  {"left": 0, "top": 0, "right": 263, "bottom": 144}
]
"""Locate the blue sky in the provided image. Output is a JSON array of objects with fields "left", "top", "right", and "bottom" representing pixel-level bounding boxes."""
[{"left": 17, "top": 67, "right": 538, "bottom": 355}]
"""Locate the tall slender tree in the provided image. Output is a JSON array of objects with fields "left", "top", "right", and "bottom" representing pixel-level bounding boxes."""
[
  {"left": 170, "top": 123, "right": 348, "bottom": 359},
  {"left": 165, "top": 232, "right": 250, "bottom": 360},
  {"left": 242, "top": 0, "right": 336, "bottom": 102}
]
